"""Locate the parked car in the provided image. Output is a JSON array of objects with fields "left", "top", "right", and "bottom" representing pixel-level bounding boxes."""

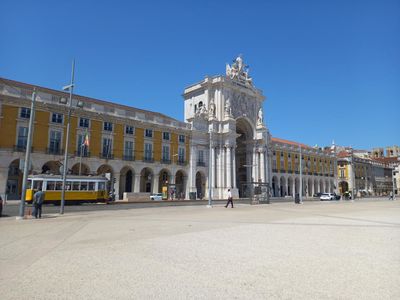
[
  {"left": 320, "top": 193, "right": 335, "bottom": 201},
  {"left": 313, "top": 192, "right": 322, "bottom": 198},
  {"left": 150, "top": 193, "right": 163, "bottom": 201}
]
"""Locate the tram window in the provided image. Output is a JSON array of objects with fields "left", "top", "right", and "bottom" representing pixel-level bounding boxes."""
[
  {"left": 33, "top": 181, "right": 43, "bottom": 190},
  {"left": 72, "top": 182, "right": 80, "bottom": 190},
  {"left": 98, "top": 182, "right": 105, "bottom": 190},
  {"left": 47, "top": 181, "right": 56, "bottom": 190},
  {"left": 88, "top": 182, "right": 95, "bottom": 191},
  {"left": 81, "top": 182, "right": 88, "bottom": 191},
  {"left": 27, "top": 181, "right": 32, "bottom": 189},
  {"left": 56, "top": 182, "right": 63, "bottom": 190}
]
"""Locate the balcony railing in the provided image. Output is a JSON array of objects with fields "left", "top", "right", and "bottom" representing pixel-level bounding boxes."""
[
  {"left": 272, "top": 169, "right": 278, "bottom": 173},
  {"left": 46, "top": 147, "right": 64, "bottom": 155},
  {"left": 177, "top": 160, "right": 187, "bottom": 166},
  {"left": 13, "top": 145, "right": 34, "bottom": 152},
  {"left": 143, "top": 157, "right": 154, "bottom": 163},
  {"left": 74, "top": 151, "right": 91, "bottom": 157},
  {"left": 161, "top": 158, "right": 171, "bottom": 164},
  {"left": 197, "top": 161, "right": 206, "bottom": 167},
  {"left": 123, "top": 155, "right": 135, "bottom": 161},
  {"left": 100, "top": 153, "right": 114, "bottom": 160}
]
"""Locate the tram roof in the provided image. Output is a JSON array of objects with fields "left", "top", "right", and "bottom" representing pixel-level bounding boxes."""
[{"left": 28, "top": 174, "right": 108, "bottom": 181}]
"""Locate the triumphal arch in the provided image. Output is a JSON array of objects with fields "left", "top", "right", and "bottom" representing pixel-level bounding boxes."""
[{"left": 184, "top": 56, "right": 271, "bottom": 199}]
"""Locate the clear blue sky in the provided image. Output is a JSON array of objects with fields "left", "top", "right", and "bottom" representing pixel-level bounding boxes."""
[{"left": 1, "top": 0, "right": 399, "bottom": 150}]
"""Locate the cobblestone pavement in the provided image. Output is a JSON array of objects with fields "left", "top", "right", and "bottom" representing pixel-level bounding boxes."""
[{"left": 0, "top": 199, "right": 399, "bottom": 299}]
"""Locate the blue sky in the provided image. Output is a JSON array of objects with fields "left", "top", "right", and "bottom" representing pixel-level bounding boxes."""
[{"left": 1, "top": 0, "right": 399, "bottom": 150}]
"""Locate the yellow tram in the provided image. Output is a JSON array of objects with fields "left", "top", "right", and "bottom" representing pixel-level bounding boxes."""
[{"left": 25, "top": 175, "right": 110, "bottom": 204}]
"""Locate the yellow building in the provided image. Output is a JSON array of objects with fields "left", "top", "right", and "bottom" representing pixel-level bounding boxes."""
[
  {"left": 270, "top": 137, "right": 336, "bottom": 198},
  {"left": 0, "top": 78, "right": 191, "bottom": 200}
]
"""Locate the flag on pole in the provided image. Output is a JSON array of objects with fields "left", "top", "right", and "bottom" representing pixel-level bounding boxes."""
[{"left": 83, "top": 130, "right": 89, "bottom": 147}]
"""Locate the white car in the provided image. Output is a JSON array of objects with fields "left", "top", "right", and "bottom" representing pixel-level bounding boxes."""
[
  {"left": 320, "top": 193, "right": 335, "bottom": 201},
  {"left": 150, "top": 193, "right": 163, "bottom": 201}
]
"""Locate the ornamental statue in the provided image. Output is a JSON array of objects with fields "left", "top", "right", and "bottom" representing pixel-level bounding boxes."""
[{"left": 226, "top": 55, "right": 253, "bottom": 85}]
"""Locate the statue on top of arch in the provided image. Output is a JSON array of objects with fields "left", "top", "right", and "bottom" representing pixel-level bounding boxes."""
[{"left": 226, "top": 55, "right": 253, "bottom": 86}]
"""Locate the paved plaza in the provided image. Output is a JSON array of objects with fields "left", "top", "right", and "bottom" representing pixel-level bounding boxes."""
[{"left": 0, "top": 199, "right": 399, "bottom": 299}]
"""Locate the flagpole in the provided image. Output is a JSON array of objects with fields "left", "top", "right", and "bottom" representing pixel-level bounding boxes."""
[{"left": 79, "top": 143, "right": 83, "bottom": 176}]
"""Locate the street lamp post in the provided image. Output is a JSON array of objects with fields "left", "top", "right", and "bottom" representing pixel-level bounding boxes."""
[
  {"left": 18, "top": 89, "right": 37, "bottom": 219},
  {"left": 207, "top": 129, "right": 213, "bottom": 207},
  {"left": 60, "top": 60, "right": 83, "bottom": 214},
  {"left": 299, "top": 144, "right": 303, "bottom": 203}
]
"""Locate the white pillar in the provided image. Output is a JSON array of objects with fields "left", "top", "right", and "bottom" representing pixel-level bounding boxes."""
[
  {"left": 113, "top": 173, "right": 120, "bottom": 200},
  {"left": 217, "top": 146, "right": 222, "bottom": 189},
  {"left": 211, "top": 146, "right": 215, "bottom": 188},
  {"left": 226, "top": 146, "right": 232, "bottom": 188},
  {"left": 152, "top": 174, "right": 159, "bottom": 194},
  {"left": 134, "top": 174, "right": 141, "bottom": 193},
  {"left": 260, "top": 151, "right": 265, "bottom": 182},
  {"left": 232, "top": 147, "right": 237, "bottom": 188}
]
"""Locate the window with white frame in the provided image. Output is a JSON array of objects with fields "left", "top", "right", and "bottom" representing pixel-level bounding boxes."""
[
  {"left": 163, "top": 132, "right": 170, "bottom": 141},
  {"left": 51, "top": 113, "right": 63, "bottom": 124},
  {"left": 20, "top": 107, "right": 31, "bottom": 119},
  {"left": 178, "top": 135, "right": 185, "bottom": 143},
  {"left": 144, "top": 143, "right": 152, "bottom": 161},
  {"left": 145, "top": 129, "right": 153, "bottom": 138},
  {"left": 77, "top": 134, "right": 89, "bottom": 156},
  {"left": 124, "top": 140, "right": 134, "bottom": 159},
  {"left": 49, "top": 130, "right": 62, "bottom": 153},
  {"left": 125, "top": 125, "right": 134, "bottom": 135},
  {"left": 198, "top": 150, "right": 204, "bottom": 163},
  {"left": 162, "top": 145, "right": 170, "bottom": 161},
  {"left": 178, "top": 147, "right": 185, "bottom": 163},
  {"left": 17, "top": 126, "right": 28, "bottom": 148},
  {"left": 79, "top": 117, "right": 90, "bottom": 128},
  {"left": 102, "top": 137, "right": 112, "bottom": 157},
  {"left": 103, "top": 122, "right": 113, "bottom": 131}
]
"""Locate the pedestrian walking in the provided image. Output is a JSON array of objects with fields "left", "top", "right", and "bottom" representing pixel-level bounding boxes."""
[
  {"left": 389, "top": 191, "right": 393, "bottom": 200},
  {"left": 225, "top": 189, "right": 234, "bottom": 208},
  {"left": 33, "top": 189, "right": 45, "bottom": 219},
  {"left": 0, "top": 195, "right": 3, "bottom": 217}
]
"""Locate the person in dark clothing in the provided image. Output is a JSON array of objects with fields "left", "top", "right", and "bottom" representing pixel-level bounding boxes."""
[
  {"left": 0, "top": 195, "right": 3, "bottom": 217},
  {"left": 33, "top": 189, "right": 45, "bottom": 219},
  {"left": 225, "top": 189, "right": 234, "bottom": 208}
]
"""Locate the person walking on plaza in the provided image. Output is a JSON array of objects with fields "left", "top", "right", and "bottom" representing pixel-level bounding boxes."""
[
  {"left": 33, "top": 189, "right": 45, "bottom": 219},
  {"left": 225, "top": 189, "right": 234, "bottom": 208},
  {"left": 389, "top": 191, "right": 394, "bottom": 200}
]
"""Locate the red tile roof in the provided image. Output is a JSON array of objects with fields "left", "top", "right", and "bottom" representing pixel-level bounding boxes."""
[{"left": 271, "top": 137, "right": 312, "bottom": 149}]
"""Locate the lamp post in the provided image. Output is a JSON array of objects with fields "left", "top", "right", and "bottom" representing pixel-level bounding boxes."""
[
  {"left": 60, "top": 60, "right": 83, "bottom": 214},
  {"left": 17, "top": 88, "right": 37, "bottom": 219},
  {"left": 299, "top": 144, "right": 303, "bottom": 203},
  {"left": 207, "top": 128, "right": 213, "bottom": 207}
]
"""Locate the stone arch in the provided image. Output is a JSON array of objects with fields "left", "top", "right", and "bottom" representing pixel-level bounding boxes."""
[
  {"left": 272, "top": 176, "right": 279, "bottom": 197},
  {"left": 71, "top": 163, "right": 90, "bottom": 176},
  {"left": 140, "top": 167, "right": 154, "bottom": 193},
  {"left": 287, "top": 176, "right": 293, "bottom": 196},
  {"left": 42, "top": 161, "right": 62, "bottom": 175},
  {"left": 279, "top": 176, "right": 286, "bottom": 197},
  {"left": 158, "top": 168, "right": 171, "bottom": 194},
  {"left": 119, "top": 166, "right": 135, "bottom": 199},
  {"left": 196, "top": 171, "right": 206, "bottom": 199},
  {"left": 235, "top": 117, "right": 255, "bottom": 198},
  {"left": 339, "top": 181, "right": 349, "bottom": 194},
  {"left": 6, "top": 159, "right": 23, "bottom": 200},
  {"left": 175, "top": 169, "right": 187, "bottom": 199}
]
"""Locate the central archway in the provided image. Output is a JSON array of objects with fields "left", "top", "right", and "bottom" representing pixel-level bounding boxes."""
[{"left": 235, "top": 117, "right": 254, "bottom": 198}]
